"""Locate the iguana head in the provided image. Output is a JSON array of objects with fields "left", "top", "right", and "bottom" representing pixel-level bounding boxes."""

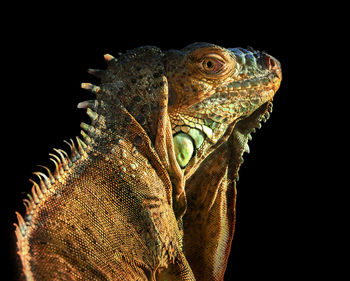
[{"left": 163, "top": 42, "right": 282, "bottom": 174}]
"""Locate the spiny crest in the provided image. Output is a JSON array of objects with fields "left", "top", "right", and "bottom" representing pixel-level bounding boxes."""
[
  {"left": 87, "top": 68, "right": 105, "bottom": 79},
  {"left": 81, "top": 83, "right": 101, "bottom": 94},
  {"left": 15, "top": 53, "right": 112, "bottom": 239},
  {"left": 82, "top": 54, "right": 117, "bottom": 87},
  {"left": 103, "top": 53, "right": 118, "bottom": 65},
  {"left": 15, "top": 137, "right": 88, "bottom": 238},
  {"left": 81, "top": 52, "right": 125, "bottom": 99}
]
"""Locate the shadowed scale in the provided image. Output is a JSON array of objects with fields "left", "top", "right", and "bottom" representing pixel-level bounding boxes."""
[{"left": 14, "top": 43, "right": 281, "bottom": 280}]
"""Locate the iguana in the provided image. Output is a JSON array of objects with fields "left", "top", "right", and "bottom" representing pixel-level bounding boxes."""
[{"left": 14, "top": 42, "right": 282, "bottom": 281}]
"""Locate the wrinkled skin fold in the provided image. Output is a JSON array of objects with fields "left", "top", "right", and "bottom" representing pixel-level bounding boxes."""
[{"left": 15, "top": 43, "right": 281, "bottom": 280}]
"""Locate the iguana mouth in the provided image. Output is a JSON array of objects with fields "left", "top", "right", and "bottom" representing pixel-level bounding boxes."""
[
  {"left": 234, "top": 100, "right": 273, "bottom": 153},
  {"left": 240, "top": 101, "right": 273, "bottom": 129}
]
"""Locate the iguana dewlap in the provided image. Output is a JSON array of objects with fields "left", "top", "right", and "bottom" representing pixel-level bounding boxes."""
[{"left": 15, "top": 43, "right": 281, "bottom": 280}]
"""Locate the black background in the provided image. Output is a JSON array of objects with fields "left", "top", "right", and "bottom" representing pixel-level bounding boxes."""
[{"left": 1, "top": 3, "right": 336, "bottom": 280}]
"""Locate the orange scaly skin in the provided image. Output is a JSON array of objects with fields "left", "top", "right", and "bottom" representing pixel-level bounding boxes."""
[{"left": 15, "top": 43, "right": 281, "bottom": 280}]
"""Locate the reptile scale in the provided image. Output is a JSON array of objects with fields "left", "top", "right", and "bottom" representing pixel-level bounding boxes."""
[{"left": 14, "top": 42, "right": 282, "bottom": 280}]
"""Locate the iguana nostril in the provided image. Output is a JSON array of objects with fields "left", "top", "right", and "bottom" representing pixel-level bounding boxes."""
[
  {"left": 267, "top": 56, "right": 275, "bottom": 69},
  {"left": 266, "top": 55, "right": 280, "bottom": 71}
]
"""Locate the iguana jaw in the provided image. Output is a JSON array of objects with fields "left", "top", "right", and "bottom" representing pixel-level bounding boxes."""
[{"left": 165, "top": 43, "right": 281, "bottom": 172}]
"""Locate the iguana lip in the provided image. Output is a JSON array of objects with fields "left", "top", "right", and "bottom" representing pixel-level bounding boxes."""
[{"left": 235, "top": 101, "right": 273, "bottom": 137}]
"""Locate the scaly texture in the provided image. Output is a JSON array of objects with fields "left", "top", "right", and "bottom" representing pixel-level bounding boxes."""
[{"left": 14, "top": 43, "right": 282, "bottom": 280}]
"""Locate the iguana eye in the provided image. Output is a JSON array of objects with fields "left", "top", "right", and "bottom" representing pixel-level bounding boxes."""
[{"left": 201, "top": 55, "right": 225, "bottom": 74}]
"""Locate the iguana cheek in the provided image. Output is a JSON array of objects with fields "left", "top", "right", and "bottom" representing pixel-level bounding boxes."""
[{"left": 173, "top": 133, "right": 194, "bottom": 168}]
